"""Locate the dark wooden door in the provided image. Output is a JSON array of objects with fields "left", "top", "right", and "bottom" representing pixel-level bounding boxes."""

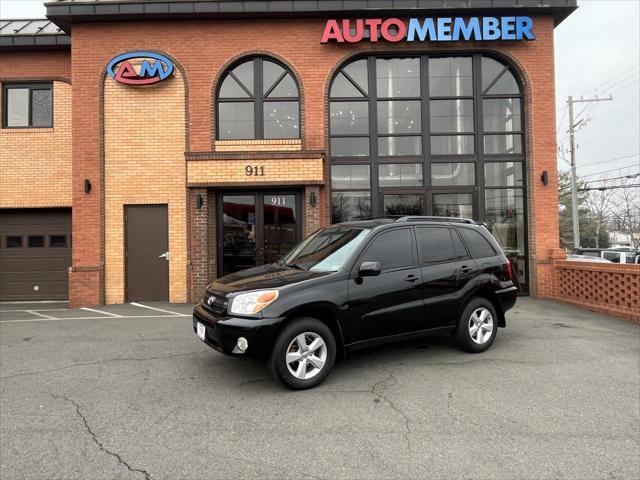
[{"left": 125, "top": 205, "right": 169, "bottom": 301}]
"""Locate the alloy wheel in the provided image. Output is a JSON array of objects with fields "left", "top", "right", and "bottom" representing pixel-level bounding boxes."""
[
  {"left": 285, "top": 332, "right": 327, "bottom": 380},
  {"left": 468, "top": 307, "right": 494, "bottom": 345}
]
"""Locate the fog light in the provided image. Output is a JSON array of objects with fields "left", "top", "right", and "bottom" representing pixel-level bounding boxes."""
[{"left": 236, "top": 337, "right": 249, "bottom": 351}]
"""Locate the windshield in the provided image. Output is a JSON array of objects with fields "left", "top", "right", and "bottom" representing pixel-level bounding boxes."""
[{"left": 284, "top": 228, "right": 371, "bottom": 272}]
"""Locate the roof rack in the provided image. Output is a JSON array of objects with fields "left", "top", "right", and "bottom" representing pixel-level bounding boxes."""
[{"left": 394, "top": 216, "right": 476, "bottom": 225}]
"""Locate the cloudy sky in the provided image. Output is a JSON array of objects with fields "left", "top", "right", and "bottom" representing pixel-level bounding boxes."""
[{"left": 1, "top": 0, "right": 639, "bottom": 181}]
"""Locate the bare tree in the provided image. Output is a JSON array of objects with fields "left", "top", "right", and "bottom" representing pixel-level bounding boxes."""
[
  {"left": 584, "top": 179, "right": 614, "bottom": 248},
  {"left": 607, "top": 177, "right": 640, "bottom": 248}
]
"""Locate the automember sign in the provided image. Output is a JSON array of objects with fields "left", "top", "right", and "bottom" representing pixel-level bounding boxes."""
[{"left": 321, "top": 16, "right": 535, "bottom": 44}]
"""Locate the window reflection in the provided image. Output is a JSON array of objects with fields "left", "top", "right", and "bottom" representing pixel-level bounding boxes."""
[
  {"left": 431, "top": 163, "right": 475, "bottom": 186},
  {"left": 331, "top": 192, "right": 371, "bottom": 222},
  {"left": 384, "top": 195, "right": 424, "bottom": 216},
  {"left": 379, "top": 164, "right": 423, "bottom": 187}
]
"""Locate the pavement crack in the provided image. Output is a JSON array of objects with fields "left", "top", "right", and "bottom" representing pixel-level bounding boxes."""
[
  {"left": 53, "top": 394, "right": 151, "bottom": 480},
  {"left": 369, "top": 368, "right": 412, "bottom": 450},
  {"left": 1, "top": 350, "right": 209, "bottom": 381}
]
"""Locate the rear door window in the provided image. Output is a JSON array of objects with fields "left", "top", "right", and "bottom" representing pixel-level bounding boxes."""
[
  {"left": 361, "top": 228, "right": 415, "bottom": 271},
  {"left": 416, "top": 227, "right": 454, "bottom": 265},
  {"left": 451, "top": 228, "right": 469, "bottom": 260},
  {"left": 458, "top": 228, "right": 497, "bottom": 259}
]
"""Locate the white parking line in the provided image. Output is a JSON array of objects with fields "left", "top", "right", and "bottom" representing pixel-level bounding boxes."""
[
  {"left": 0, "top": 309, "right": 69, "bottom": 313},
  {"left": 81, "top": 307, "right": 122, "bottom": 318},
  {"left": 129, "top": 302, "right": 185, "bottom": 316},
  {"left": 25, "top": 310, "right": 56, "bottom": 320},
  {"left": 0, "top": 314, "right": 191, "bottom": 324}
]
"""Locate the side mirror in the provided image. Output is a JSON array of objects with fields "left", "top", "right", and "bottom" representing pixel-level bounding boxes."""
[{"left": 358, "top": 261, "right": 381, "bottom": 277}]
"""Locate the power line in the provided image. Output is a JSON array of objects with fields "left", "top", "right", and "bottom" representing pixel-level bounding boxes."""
[
  {"left": 609, "top": 78, "right": 640, "bottom": 96},
  {"left": 580, "top": 64, "right": 640, "bottom": 97},
  {"left": 585, "top": 173, "right": 640, "bottom": 184},
  {"left": 580, "top": 165, "right": 640, "bottom": 178},
  {"left": 578, "top": 153, "right": 639, "bottom": 167},
  {"left": 559, "top": 184, "right": 640, "bottom": 198}
]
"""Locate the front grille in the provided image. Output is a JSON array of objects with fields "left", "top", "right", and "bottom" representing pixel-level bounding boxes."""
[{"left": 203, "top": 292, "right": 228, "bottom": 317}]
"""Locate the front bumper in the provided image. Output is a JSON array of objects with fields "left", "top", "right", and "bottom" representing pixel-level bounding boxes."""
[{"left": 192, "top": 303, "right": 284, "bottom": 358}]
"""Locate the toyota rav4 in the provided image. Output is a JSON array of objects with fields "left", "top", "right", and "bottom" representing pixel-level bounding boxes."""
[{"left": 193, "top": 216, "right": 518, "bottom": 389}]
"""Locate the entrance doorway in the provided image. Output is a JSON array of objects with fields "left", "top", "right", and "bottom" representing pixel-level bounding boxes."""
[
  {"left": 381, "top": 189, "right": 477, "bottom": 218},
  {"left": 125, "top": 205, "right": 169, "bottom": 301},
  {"left": 217, "top": 192, "right": 301, "bottom": 276}
]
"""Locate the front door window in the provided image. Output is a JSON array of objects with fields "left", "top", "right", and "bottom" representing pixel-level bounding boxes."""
[{"left": 220, "top": 192, "right": 299, "bottom": 276}]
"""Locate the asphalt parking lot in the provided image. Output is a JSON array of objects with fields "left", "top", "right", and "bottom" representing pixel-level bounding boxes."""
[{"left": 0, "top": 298, "right": 638, "bottom": 480}]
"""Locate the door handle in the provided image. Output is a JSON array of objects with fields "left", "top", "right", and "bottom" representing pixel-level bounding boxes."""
[
  {"left": 459, "top": 265, "right": 472, "bottom": 273},
  {"left": 405, "top": 274, "right": 419, "bottom": 283},
  {"left": 158, "top": 252, "right": 169, "bottom": 261}
]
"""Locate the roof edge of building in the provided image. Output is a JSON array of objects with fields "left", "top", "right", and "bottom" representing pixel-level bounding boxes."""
[{"left": 43, "top": 1, "right": 578, "bottom": 34}]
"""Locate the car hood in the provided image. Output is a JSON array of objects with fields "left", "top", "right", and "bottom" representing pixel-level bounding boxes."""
[{"left": 207, "top": 263, "right": 333, "bottom": 295}]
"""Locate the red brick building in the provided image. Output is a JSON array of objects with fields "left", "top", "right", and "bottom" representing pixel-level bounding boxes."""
[{"left": 0, "top": 0, "right": 576, "bottom": 306}]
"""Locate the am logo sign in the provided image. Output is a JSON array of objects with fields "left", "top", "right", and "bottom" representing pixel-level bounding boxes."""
[{"left": 107, "top": 52, "right": 174, "bottom": 85}]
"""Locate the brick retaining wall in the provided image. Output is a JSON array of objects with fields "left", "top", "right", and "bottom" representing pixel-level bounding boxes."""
[{"left": 548, "top": 261, "right": 640, "bottom": 323}]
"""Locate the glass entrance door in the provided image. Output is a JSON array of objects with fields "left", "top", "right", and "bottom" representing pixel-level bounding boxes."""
[{"left": 220, "top": 192, "right": 300, "bottom": 276}]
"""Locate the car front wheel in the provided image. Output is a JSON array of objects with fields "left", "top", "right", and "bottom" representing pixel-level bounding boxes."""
[
  {"left": 268, "top": 317, "right": 336, "bottom": 390},
  {"left": 454, "top": 298, "right": 498, "bottom": 353}
]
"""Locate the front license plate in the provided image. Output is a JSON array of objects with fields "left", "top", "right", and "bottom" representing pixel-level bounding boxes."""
[{"left": 196, "top": 322, "right": 206, "bottom": 341}]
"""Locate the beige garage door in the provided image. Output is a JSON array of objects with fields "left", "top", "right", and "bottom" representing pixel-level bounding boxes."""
[{"left": 0, "top": 209, "right": 71, "bottom": 301}]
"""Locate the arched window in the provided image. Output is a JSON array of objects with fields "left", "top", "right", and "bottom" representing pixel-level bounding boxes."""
[
  {"left": 217, "top": 56, "right": 300, "bottom": 140},
  {"left": 329, "top": 54, "right": 527, "bottom": 291}
]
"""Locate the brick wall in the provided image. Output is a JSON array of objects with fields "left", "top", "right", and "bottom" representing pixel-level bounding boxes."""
[
  {"left": 103, "top": 67, "right": 187, "bottom": 304},
  {"left": 549, "top": 261, "right": 640, "bottom": 323},
  {"left": 61, "top": 16, "right": 560, "bottom": 305},
  {"left": 0, "top": 80, "right": 72, "bottom": 208}
]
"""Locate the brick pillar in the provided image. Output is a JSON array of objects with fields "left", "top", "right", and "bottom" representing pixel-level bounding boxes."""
[
  {"left": 303, "top": 186, "right": 321, "bottom": 237},
  {"left": 189, "top": 188, "right": 211, "bottom": 304}
]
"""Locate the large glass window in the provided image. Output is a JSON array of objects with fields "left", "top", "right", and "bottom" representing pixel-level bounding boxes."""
[
  {"left": 217, "top": 57, "right": 299, "bottom": 139},
  {"left": 3, "top": 83, "right": 52, "bottom": 128},
  {"left": 329, "top": 54, "right": 525, "bottom": 288}
]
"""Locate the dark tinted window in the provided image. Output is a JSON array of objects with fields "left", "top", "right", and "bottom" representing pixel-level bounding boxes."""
[
  {"left": 28, "top": 235, "right": 44, "bottom": 248},
  {"left": 458, "top": 228, "right": 497, "bottom": 258},
  {"left": 416, "top": 227, "right": 454, "bottom": 264},
  {"left": 451, "top": 229, "right": 469, "bottom": 259},
  {"left": 6, "top": 236, "right": 22, "bottom": 248},
  {"left": 362, "top": 228, "right": 414, "bottom": 271},
  {"left": 49, "top": 235, "right": 66, "bottom": 248}
]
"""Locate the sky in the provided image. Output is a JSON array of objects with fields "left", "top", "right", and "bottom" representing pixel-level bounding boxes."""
[{"left": 1, "top": 0, "right": 639, "bottom": 182}]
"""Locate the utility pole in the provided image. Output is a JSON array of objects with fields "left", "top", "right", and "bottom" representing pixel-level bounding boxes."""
[{"left": 566, "top": 95, "right": 613, "bottom": 250}]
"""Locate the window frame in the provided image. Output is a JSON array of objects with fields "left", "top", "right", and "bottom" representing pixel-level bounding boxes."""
[
  {"left": 2, "top": 82, "right": 53, "bottom": 129},
  {"left": 216, "top": 56, "right": 300, "bottom": 140},
  {"left": 329, "top": 53, "right": 529, "bottom": 293}
]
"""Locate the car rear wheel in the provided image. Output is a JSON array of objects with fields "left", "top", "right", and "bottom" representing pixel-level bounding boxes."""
[
  {"left": 454, "top": 298, "right": 498, "bottom": 353},
  {"left": 268, "top": 317, "right": 336, "bottom": 390}
]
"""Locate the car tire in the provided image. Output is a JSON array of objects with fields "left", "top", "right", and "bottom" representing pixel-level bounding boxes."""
[
  {"left": 268, "top": 317, "right": 336, "bottom": 390},
  {"left": 454, "top": 297, "right": 498, "bottom": 353}
]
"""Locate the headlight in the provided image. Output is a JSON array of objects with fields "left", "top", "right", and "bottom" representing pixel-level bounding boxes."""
[{"left": 229, "top": 290, "right": 279, "bottom": 315}]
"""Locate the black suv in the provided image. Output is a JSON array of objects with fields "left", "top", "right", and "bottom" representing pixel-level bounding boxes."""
[{"left": 193, "top": 216, "right": 518, "bottom": 389}]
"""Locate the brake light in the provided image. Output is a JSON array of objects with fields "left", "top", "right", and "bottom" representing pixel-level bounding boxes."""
[{"left": 505, "top": 257, "right": 513, "bottom": 282}]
